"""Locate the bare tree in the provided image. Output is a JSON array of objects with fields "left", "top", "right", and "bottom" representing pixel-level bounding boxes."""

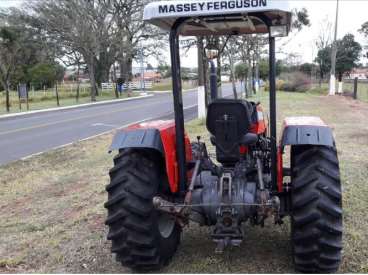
[
  {"left": 315, "top": 17, "right": 333, "bottom": 85},
  {"left": 223, "top": 37, "right": 240, "bottom": 99},
  {"left": 61, "top": 50, "right": 84, "bottom": 102},
  {"left": 0, "top": 26, "right": 22, "bottom": 112},
  {"left": 110, "top": 0, "right": 166, "bottom": 86},
  {"left": 26, "top": 0, "right": 119, "bottom": 101}
]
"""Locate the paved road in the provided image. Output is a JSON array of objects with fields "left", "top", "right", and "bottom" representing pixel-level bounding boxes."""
[{"left": 0, "top": 85, "right": 238, "bottom": 165}]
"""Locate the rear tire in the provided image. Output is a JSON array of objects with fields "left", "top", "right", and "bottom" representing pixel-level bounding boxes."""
[
  {"left": 104, "top": 149, "right": 181, "bottom": 271},
  {"left": 291, "top": 145, "right": 343, "bottom": 273}
]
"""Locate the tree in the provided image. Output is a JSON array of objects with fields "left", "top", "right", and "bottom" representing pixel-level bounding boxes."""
[
  {"left": 24, "top": 0, "right": 107, "bottom": 101},
  {"left": 315, "top": 46, "right": 331, "bottom": 81},
  {"left": 111, "top": 0, "right": 166, "bottom": 85},
  {"left": 315, "top": 17, "right": 333, "bottom": 84},
  {"left": 0, "top": 26, "right": 22, "bottom": 112},
  {"left": 27, "top": 63, "right": 64, "bottom": 90},
  {"left": 292, "top": 8, "right": 311, "bottom": 31},
  {"left": 157, "top": 63, "right": 171, "bottom": 78},
  {"left": 1, "top": 8, "right": 59, "bottom": 86},
  {"left": 235, "top": 63, "right": 248, "bottom": 83},
  {"left": 359, "top": 21, "right": 368, "bottom": 38},
  {"left": 223, "top": 37, "right": 240, "bottom": 99},
  {"left": 315, "top": 33, "right": 362, "bottom": 86},
  {"left": 335, "top": 34, "right": 362, "bottom": 80},
  {"left": 359, "top": 21, "right": 368, "bottom": 62}
]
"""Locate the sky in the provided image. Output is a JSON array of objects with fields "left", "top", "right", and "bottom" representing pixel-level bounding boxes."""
[
  {"left": 177, "top": 0, "right": 368, "bottom": 67},
  {"left": 1, "top": 0, "right": 368, "bottom": 67}
]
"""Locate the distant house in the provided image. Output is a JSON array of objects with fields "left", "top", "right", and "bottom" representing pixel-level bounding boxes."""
[
  {"left": 134, "top": 70, "right": 162, "bottom": 82},
  {"left": 63, "top": 68, "right": 90, "bottom": 83},
  {"left": 110, "top": 66, "right": 162, "bottom": 82},
  {"left": 347, "top": 68, "right": 368, "bottom": 80}
]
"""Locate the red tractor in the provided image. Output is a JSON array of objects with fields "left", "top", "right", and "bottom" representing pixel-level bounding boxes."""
[{"left": 105, "top": 0, "right": 343, "bottom": 273}]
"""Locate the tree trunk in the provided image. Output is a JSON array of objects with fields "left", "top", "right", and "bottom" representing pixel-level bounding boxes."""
[
  {"left": 87, "top": 57, "right": 97, "bottom": 102},
  {"left": 228, "top": 53, "right": 237, "bottom": 99},
  {"left": 5, "top": 81, "right": 10, "bottom": 112},
  {"left": 197, "top": 37, "right": 205, "bottom": 87},
  {"left": 216, "top": 55, "right": 222, "bottom": 98},
  {"left": 76, "top": 62, "right": 80, "bottom": 102},
  {"left": 255, "top": 54, "right": 260, "bottom": 94},
  {"left": 113, "top": 64, "right": 119, "bottom": 98},
  {"left": 338, "top": 72, "right": 343, "bottom": 94},
  {"left": 319, "top": 66, "right": 323, "bottom": 88},
  {"left": 95, "top": 50, "right": 112, "bottom": 86},
  {"left": 100, "top": 66, "right": 111, "bottom": 84},
  {"left": 125, "top": 57, "right": 133, "bottom": 84},
  {"left": 252, "top": 54, "right": 256, "bottom": 94},
  {"left": 246, "top": 58, "right": 252, "bottom": 98},
  {"left": 125, "top": 57, "right": 133, "bottom": 96},
  {"left": 119, "top": 60, "right": 125, "bottom": 80},
  {"left": 55, "top": 82, "right": 60, "bottom": 107}
]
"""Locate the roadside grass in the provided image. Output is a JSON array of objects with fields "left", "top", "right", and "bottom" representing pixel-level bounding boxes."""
[
  {"left": 0, "top": 91, "right": 367, "bottom": 273},
  {"left": 150, "top": 79, "right": 197, "bottom": 92},
  {"left": 0, "top": 79, "right": 197, "bottom": 115},
  {"left": 0, "top": 89, "right": 141, "bottom": 115},
  {"left": 310, "top": 81, "right": 368, "bottom": 102},
  {"left": 342, "top": 81, "right": 368, "bottom": 102}
]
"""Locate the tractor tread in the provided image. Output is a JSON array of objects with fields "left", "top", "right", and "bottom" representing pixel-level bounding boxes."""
[
  {"left": 291, "top": 145, "right": 342, "bottom": 273},
  {"left": 105, "top": 149, "right": 181, "bottom": 271}
]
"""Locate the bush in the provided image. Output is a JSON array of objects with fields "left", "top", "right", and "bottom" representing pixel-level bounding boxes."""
[
  {"left": 263, "top": 79, "right": 285, "bottom": 91},
  {"left": 278, "top": 72, "right": 311, "bottom": 92}
]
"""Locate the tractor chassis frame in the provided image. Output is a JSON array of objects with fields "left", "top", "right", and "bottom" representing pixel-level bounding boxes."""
[{"left": 169, "top": 15, "right": 278, "bottom": 194}]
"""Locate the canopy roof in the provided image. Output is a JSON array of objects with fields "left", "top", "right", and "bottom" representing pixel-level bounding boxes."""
[{"left": 143, "top": 0, "right": 292, "bottom": 36}]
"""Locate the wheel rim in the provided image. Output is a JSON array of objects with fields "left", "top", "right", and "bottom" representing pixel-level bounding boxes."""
[{"left": 158, "top": 213, "right": 175, "bottom": 238}]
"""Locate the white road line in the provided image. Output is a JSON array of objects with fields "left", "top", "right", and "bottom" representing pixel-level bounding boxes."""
[
  {"left": 80, "top": 117, "right": 154, "bottom": 142},
  {"left": 19, "top": 117, "right": 154, "bottom": 161},
  {"left": 21, "top": 152, "right": 44, "bottom": 161},
  {"left": 91, "top": 123, "right": 119, "bottom": 128},
  {"left": 184, "top": 104, "right": 197, "bottom": 110},
  {"left": 0, "top": 94, "right": 154, "bottom": 120},
  {"left": 17, "top": 102, "right": 199, "bottom": 162}
]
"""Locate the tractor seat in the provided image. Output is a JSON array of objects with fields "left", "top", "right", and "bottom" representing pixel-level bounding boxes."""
[{"left": 206, "top": 99, "right": 256, "bottom": 165}]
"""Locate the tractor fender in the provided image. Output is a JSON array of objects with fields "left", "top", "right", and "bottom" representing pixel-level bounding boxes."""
[
  {"left": 110, "top": 128, "right": 164, "bottom": 154},
  {"left": 277, "top": 116, "right": 335, "bottom": 192},
  {"left": 109, "top": 120, "right": 192, "bottom": 194},
  {"left": 280, "top": 116, "right": 335, "bottom": 147}
]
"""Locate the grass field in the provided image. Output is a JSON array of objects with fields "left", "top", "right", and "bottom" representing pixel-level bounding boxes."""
[
  {"left": 310, "top": 81, "right": 368, "bottom": 102},
  {"left": 342, "top": 81, "right": 368, "bottom": 102},
  {"left": 0, "top": 92, "right": 367, "bottom": 273},
  {"left": 0, "top": 87, "right": 139, "bottom": 115},
  {"left": 0, "top": 80, "right": 197, "bottom": 115}
]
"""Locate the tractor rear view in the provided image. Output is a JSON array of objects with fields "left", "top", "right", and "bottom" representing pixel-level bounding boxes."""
[{"left": 104, "top": 0, "right": 343, "bottom": 273}]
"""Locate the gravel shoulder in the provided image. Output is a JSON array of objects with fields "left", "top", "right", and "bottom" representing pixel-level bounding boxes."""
[{"left": 0, "top": 92, "right": 367, "bottom": 273}]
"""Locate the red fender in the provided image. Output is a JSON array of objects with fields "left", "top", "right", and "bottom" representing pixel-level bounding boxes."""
[{"left": 127, "top": 120, "right": 192, "bottom": 193}]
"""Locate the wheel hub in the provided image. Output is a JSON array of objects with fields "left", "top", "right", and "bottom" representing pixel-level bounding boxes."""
[{"left": 158, "top": 213, "right": 175, "bottom": 238}]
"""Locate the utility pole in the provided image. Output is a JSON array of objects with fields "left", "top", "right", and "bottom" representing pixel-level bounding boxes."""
[
  {"left": 139, "top": 42, "right": 145, "bottom": 94},
  {"left": 329, "top": 0, "right": 339, "bottom": 95}
]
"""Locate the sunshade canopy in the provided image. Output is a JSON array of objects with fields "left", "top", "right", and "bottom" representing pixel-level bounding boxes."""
[{"left": 143, "top": 0, "right": 292, "bottom": 36}]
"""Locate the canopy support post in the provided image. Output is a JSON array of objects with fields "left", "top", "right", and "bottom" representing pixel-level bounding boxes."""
[
  {"left": 269, "top": 34, "right": 278, "bottom": 189},
  {"left": 170, "top": 19, "right": 187, "bottom": 195}
]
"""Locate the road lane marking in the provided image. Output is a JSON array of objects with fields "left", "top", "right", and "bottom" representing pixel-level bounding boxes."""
[
  {"left": 19, "top": 118, "right": 154, "bottom": 162},
  {"left": 17, "top": 104, "right": 199, "bottom": 162},
  {"left": 0, "top": 98, "right": 173, "bottom": 137},
  {"left": 0, "top": 94, "right": 154, "bottom": 120},
  {"left": 92, "top": 123, "right": 119, "bottom": 128},
  {"left": 0, "top": 84, "right": 235, "bottom": 137}
]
